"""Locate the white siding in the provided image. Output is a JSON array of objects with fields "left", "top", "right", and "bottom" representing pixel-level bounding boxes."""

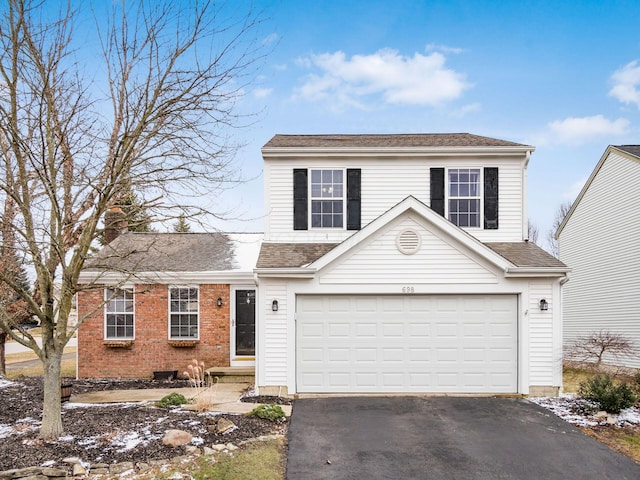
[
  {"left": 263, "top": 282, "right": 288, "bottom": 385},
  {"left": 529, "top": 282, "right": 555, "bottom": 385},
  {"left": 264, "top": 156, "right": 524, "bottom": 243},
  {"left": 560, "top": 151, "right": 640, "bottom": 368},
  {"left": 320, "top": 216, "right": 497, "bottom": 284}
]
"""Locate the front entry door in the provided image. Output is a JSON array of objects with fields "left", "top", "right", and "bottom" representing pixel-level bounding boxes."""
[{"left": 234, "top": 289, "right": 255, "bottom": 356}]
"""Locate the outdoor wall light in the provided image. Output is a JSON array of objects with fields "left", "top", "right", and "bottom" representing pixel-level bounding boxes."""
[
  {"left": 216, "top": 297, "right": 223, "bottom": 308},
  {"left": 272, "top": 299, "right": 279, "bottom": 312},
  {"left": 539, "top": 299, "right": 549, "bottom": 311}
]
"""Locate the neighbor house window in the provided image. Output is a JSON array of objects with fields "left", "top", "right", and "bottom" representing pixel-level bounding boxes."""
[
  {"left": 310, "top": 169, "right": 344, "bottom": 228},
  {"left": 105, "top": 288, "right": 134, "bottom": 339},
  {"left": 169, "top": 286, "right": 199, "bottom": 339},
  {"left": 448, "top": 168, "right": 481, "bottom": 227}
]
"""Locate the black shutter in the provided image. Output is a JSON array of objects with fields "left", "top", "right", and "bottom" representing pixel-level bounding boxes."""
[
  {"left": 430, "top": 168, "right": 445, "bottom": 216},
  {"left": 293, "top": 169, "right": 308, "bottom": 230},
  {"left": 484, "top": 167, "right": 499, "bottom": 229},
  {"left": 346, "top": 169, "right": 361, "bottom": 230}
]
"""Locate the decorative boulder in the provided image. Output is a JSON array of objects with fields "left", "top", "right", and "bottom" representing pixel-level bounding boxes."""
[{"left": 162, "top": 429, "right": 193, "bottom": 447}]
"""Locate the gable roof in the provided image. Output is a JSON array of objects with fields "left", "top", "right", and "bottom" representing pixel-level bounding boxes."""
[
  {"left": 256, "top": 243, "right": 338, "bottom": 268},
  {"left": 84, "top": 232, "right": 262, "bottom": 273},
  {"left": 263, "top": 133, "right": 532, "bottom": 150},
  {"left": 556, "top": 145, "right": 640, "bottom": 238},
  {"left": 485, "top": 242, "right": 566, "bottom": 268},
  {"left": 255, "top": 196, "right": 567, "bottom": 276}
]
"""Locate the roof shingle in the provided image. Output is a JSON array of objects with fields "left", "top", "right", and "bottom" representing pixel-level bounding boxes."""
[
  {"left": 263, "top": 133, "right": 531, "bottom": 149},
  {"left": 485, "top": 242, "right": 567, "bottom": 268},
  {"left": 256, "top": 243, "right": 338, "bottom": 268},
  {"left": 85, "top": 233, "right": 262, "bottom": 272}
]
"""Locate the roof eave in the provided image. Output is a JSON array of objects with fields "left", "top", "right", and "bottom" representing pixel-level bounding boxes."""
[
  {"left": 504, "top": 267, "right": 571, "bottom": 278},
  {"left": 262, "top": 145, "right": 535, "bottom": 158},
  {"left": 254, "top": 267, "right": 316, "bottom": 278},
  {"left": 78, "top": 270, "right": 256, "bottom": 285}
]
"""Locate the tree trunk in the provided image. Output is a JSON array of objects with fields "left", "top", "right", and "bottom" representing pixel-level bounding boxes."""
[
  {"left": 0, "top": 331, "right": 6, "bottom": 377},
  {"left": 40, "top": 350, "right": 63, "bottom": 439}
]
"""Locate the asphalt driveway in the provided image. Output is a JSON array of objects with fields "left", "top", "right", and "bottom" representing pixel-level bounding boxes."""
[{"left": 286, "top": 396, "right": 640, "bottom": 479}]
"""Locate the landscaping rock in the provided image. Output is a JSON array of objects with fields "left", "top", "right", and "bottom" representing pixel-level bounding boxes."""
[
  {"left": 109, "top": 461, "right": 135, "bottom": 475},
  {"left": 216, "top": 418, "right": 237, "bottom": 435},
  {"left": 202, "top": 446, "right": 215, "bottom": 456},
  {"left": 184, "top": 445, "right": 201, "bottom": 455},
  {"left": 72, "top": 463, "right": 86, "bottom": 476},
  {"left": 162, "top": 429, "right": 193, "bottom": 447}
]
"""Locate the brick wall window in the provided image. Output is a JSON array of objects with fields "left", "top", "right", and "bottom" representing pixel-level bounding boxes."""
[
  {"left": 169, "top": 286, "right": 199, "bottom": 339},
  {"left": 105, "top": 288, "right": 134, "bottom": 339}
]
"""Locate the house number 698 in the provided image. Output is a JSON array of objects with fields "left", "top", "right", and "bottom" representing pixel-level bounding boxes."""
[{"left": 402, "top": 286, "right": 414, "bottom": 294}]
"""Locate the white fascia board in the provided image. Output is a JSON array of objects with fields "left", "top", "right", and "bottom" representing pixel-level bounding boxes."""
[
  {"left": 78, "top": 270, "right": 256, "bottom": 285},
  {"left": 308, "top": 195, "right": 513, "bottom": 272},
  {"left": 254, "top": 268, "right": 316, "bottom": 278},
  {"left": 262, "top": 146, "right": 535, "bottom": 159},
  {"left": 504, "top": 267, "right": 571, "bottom": 278}
]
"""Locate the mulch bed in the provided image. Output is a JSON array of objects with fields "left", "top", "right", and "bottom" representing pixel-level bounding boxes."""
[{"left": 0, "top": 376, "right": 289, "bottom": 471}]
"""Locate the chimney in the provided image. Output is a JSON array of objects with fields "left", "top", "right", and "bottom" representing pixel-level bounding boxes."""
[{"left": 104, "top": 207, "right": 127, "bottom": 244}]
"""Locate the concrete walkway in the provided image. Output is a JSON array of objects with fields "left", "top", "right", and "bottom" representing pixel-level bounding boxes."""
[{"left": 71, "top": 383, "right": 292, "bottom": 416}]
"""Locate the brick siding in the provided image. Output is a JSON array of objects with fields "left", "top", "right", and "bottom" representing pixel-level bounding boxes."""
[{"left": 77, "top": 284, "right": 231, "bottom": 378}]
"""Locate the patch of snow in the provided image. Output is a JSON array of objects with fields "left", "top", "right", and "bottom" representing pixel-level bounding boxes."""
[
  {"left": 58, "top": 435, "right": 75, "bottom": 442},
  {"left": 40, "top": 460, "right": 56, "bottom": 467},
  {"left": 191, "top": 436, "right": 204, "bottom": 445},
  {"left": 114, "top": 431, "right": 145, "bottom": 452},
  {"left": 0, "top": 379, "right": 17, "bottom": 389},
  {"left": 530, "top": 395, "right": 640, "bottom": 427},
  {"left": 0, "top": 424, "right": 15, "bottom": 439},
  {"left": 64, "top": 402, "right": 138, "bottom": 409}
]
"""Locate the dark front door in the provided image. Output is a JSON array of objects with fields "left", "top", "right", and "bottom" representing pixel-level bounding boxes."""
[{"left": 235, "top": 289, "right": 255, "bottom": 356}]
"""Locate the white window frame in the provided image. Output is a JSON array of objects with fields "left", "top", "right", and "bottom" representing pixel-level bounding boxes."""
[
  {"left": 168, "top": 285, "right": 200, "bottom": 340},
  {"left": 104, "top": 287, "right": 135, "bottom": 340},
  {"left": 446, "top": 167, "right": 483, "bottom": 228},
  {"left": 309, "top": 168, "right": 346, "bottom": 229}
]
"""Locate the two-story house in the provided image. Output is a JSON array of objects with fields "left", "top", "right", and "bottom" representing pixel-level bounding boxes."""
[
  {"left": 254, "top": 133, "right": 568, "bottom": 396},
  {"left": 76, "top": 133, "right": 567, "bottom": 396}
]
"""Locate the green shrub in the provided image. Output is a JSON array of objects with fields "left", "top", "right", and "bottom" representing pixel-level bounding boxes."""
[
  {"left": 246, "top": 404, "right": 286, "bottom": 422},
  {"left": 156, "top": 392, "right": 188, "bottom": 408},
  {"left": 578, "top": 374, "right": 637, "bottom": 414}
]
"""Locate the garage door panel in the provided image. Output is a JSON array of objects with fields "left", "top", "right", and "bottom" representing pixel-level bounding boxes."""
[{"left": 297, "top": 295, "right": 517, "bottom": 393}]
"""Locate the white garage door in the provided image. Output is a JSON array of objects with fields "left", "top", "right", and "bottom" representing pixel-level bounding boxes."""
[{"left": 296, "top": 295, "right": 517, "bottom": 393}]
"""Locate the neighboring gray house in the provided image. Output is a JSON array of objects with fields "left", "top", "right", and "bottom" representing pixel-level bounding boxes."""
[
  {"left": 255, "top": 133, "right": 569, "bottom": 396},
  {"left": 557, "top": 145, "right": 640, "bottom": 369}
]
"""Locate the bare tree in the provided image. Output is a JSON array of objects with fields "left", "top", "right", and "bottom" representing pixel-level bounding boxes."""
[
  {"left": 566, "top": 331, "right": 636, "bottom": 370},
  {"left": 547, "top": 200, "right": 572, "bottom": 257},
  {"left": 527, "top": 220, "right": 539, "bottom": 244},
  {"left": 0, "top": 0, "right": 265, "bottom": 439}
]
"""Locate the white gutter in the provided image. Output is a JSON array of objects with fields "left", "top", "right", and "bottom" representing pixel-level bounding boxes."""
[{"left": 262, "top": 146, "right": 535, "bottom": 158}]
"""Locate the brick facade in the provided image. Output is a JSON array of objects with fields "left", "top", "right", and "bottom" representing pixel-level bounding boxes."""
[{"left": 77, "top": 284, "right": 231, "bottom": 378}]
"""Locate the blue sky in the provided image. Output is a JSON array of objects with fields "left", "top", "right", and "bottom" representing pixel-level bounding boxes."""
[{"left": 212, "top": 1, "right": 640, "bottom": 247}]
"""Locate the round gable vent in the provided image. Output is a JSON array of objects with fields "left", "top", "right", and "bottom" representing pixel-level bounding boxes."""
[{"left": 396, "top": 229, "right": 421, "bottom": 255}]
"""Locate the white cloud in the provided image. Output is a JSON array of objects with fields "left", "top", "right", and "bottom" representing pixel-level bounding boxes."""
[
  {"left": 547, "top": 115, "right": 630, "bottom": 145},
  {"left": 262, "top": 33, "right": 279, "bottom": 46},
  {"left": 425, "top": 43, "right": 466, "bottom": 55},
  {"left": 253, "top": 87, "right": 273, "bottom": 99},
  {"left": 450, "top": 102, "right": 481, "bottom": 118},
  {"left": 294, "top": 48, "right": 471, "bottom": 108},
  {"left": 609, "top": 60, "right": 640, "bottom": 108},
  {"left": 564, "top": 177, "right": 588, "bottom": 200}
]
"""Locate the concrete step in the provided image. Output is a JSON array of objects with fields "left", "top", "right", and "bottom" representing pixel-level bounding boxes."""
[{"left": 205, "top": 367, "right": 254, "bottom": 384}]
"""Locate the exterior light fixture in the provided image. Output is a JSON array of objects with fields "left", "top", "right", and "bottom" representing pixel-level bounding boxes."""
[
  {"left": 539, "top": 299, "right": 548, "bottom": 311},
  {"left": 217, "top": 297, "right": 223, "bottom": 307},
  {"left": 272, "top": 299, "right": 279, "bottom": 312}
]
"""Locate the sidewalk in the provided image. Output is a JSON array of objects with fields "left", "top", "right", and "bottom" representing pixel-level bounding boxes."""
[
  {"left": 70, "top": 383, "right": 293, "bottom": 416},
  {"left": 5, "top": 335, "right": 77, "bottom": 355}
]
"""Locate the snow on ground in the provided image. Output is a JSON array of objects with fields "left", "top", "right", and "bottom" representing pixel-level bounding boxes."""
[
  {"left": 530, "top": 394, "right": 640, "bottom": 427},
  {"left": 0, "top": 379, "right": 18, "bottom": 389}
]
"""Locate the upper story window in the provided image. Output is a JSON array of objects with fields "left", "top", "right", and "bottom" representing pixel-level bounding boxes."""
[
  {"left": 448, "top": 168, "right": 481, "bottom": 228},
  {"left": 310, "top": 169, "right": 344, "bottom": 228},
  {"left": 105, "top": 288, "right": 134, "bottom": 339},
  {"left": 169, "top": 286, "right": 199, "bottom": 339}
]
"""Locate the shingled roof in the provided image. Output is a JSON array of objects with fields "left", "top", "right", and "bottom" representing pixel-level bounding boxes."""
[
  {"left": 256, "top": 240, "right": 566, "bottom": 270},
  {"left": 85, "top": 232, "right": 262, "bottom": 272},
  {"left": 615, "top": 145, "right": 640, "bottom": 158},
  {"left": 262, "top": 133, "right": 531, "bottom": 149},
  {"left": 485, "top": 242, "right": 567, "bottom": 269},
  {"left": 256, "top": 243, "right": 338, "bottom": 268}
]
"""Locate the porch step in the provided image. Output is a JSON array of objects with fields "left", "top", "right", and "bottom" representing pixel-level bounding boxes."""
[{"left": 205, "top": 367, "right": 254, "bottom": 384}]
